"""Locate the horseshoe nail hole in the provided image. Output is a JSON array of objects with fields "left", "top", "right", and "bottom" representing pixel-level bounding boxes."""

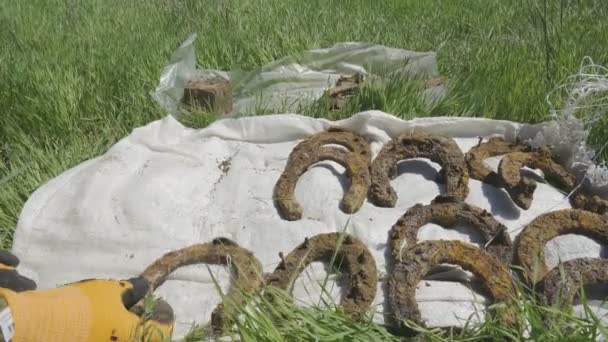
[
  {"left": 291, "top": 261, "right": 347, "bottom": 309},
  {"left": 544, "top": 234, "right": 606, "bottom": 270}
]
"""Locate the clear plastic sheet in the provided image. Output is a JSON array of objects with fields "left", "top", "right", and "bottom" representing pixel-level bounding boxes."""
[{"left": 150, "top": 33, "right": 447, "bottom": 117}]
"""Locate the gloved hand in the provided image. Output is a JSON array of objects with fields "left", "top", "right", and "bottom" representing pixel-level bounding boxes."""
[
  {"left": 0, "top": 251, "right": 36, "bottom": 292},
  {"left": 0, "top": 252, "right": 174, "bottom": 342}
]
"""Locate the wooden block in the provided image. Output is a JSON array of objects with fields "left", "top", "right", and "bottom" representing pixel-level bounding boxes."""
[{"left": 183, "top": 75, "right": 233, "bottom": 114}]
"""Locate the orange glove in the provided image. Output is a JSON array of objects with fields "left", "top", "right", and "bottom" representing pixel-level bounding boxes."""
[{"left": 0, "top": 275, "right": 174, "bottom": 341}]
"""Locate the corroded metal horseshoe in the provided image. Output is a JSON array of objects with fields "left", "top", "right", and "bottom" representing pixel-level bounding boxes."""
[
  {"left": 498, "top": 148, "right": 577, "bottom": 210},
  {"left": 386, "top": 240, "right": 516, "bottom": 333},
  {"left": 369, "top": 130, "right": 469, "bottom": 207},
  {"left": 274, "top": 128, "right": 372, "bottom": 220},
  {"left": 467, "top": 138, "right": 608, "bottom": 215},
  {"left": 388, "top": 199, "right": 513, "bottom": 264},
  {"left": 465, "top": 136, "right": 530, "bottom": 186},
  {"left": 539, "top": 258, "right": 608, "bottom": 307},
  {"left": 266, "top": 232, "right": 377, "bottom": 320},
  {"left": 515, "top": 209, "right": 608, "bottom": 284},
  {"left": 140, "top": 238, "right": 264, "bottom": 333}
]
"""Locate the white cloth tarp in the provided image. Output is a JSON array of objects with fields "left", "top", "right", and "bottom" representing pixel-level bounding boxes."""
[{"left": 11, "top": 111, "right": 608, "bottom": 339}]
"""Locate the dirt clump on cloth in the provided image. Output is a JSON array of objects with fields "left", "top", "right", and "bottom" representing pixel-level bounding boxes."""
[{"left": 182, "top": 74, "right": 233, "bottom": 114}]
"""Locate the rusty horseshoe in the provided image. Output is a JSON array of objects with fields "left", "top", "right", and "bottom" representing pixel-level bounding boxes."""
[
  {"left": 515, "top": 209, "right": 608, "bottom": 285},
  {"left": 386, "top": 240, "right": 516, "bottom": 333},
  {"left": 266, "top": 232, "right": 377, "bottom": 320},
  {"left": 139, "top": 238, "right": 265, "bottom": 333},
  {"left": 388, "top": 199, "right": 513, "bottom": 264},
  {"left": 274, "top": 128, "right": 372, "bottom": 220},
  {"left": 369, "top": 130, "right": 469, "bottom": 208}
]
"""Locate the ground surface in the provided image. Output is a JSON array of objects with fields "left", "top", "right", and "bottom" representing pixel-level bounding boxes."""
[{"left": 1, "top": 0, "right": 607, "bottom": 340}]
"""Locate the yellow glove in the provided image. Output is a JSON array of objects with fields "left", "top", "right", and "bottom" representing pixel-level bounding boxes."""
[{"left": 0, "top": 277, "right": 174, "bottom": 342}]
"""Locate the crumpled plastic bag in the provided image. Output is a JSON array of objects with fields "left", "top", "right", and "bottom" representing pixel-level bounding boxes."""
[{"left": 150, "top": 34, "right": 447, "bottom": 117}]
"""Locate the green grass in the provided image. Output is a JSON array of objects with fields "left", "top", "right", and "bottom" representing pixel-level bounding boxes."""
[
  {"left": 2, "top": 0, "right": 608, "bottom": 246},
  {"left": 1, "top": 0, "right": 608, "bottom": 340},
  {"left": 223, "top": 287, "right": 605, "bottom": 342},
  {"left": 166, "top": 262, "right": 608, "bottom": 342}
]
